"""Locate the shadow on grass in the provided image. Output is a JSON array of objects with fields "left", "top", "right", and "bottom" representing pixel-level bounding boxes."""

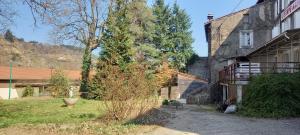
[{"left": 124, "top": 108, "right": 172, "bottom": 126}]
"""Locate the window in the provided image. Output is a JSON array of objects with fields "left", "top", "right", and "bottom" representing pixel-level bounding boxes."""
[
  {"left": 294, "top": 10, "right": 300, "bottom": 28},
  {"left": 282, "top": 17, "right": 291, "bottom": 32},
  {"left": 277, "top": 0, "right": 281, "bottom": 13},
  {"left": 274, "top": 1, "right": 278, "bottom": 18},
  {"left": 282, "top": 0, "right": 292, "bottom": 10},
  {"left": 239, "top": 30, "right": 253, "bottom": 48},
  {"left": 272, "top": 22, "right": 280, "bottom": 38}
]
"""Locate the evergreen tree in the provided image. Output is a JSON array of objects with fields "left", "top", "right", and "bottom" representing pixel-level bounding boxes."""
[
  {"left": 127, "top": 0, "right": 160, "bottom": 72},
  {"left": 169, "top": 3, "right": 194, "bottom": 71},
  {"left": 152, "top": 0, "right": 194, "bottom": 71},
  {"left": 100, "top": 0, "right": 134, "bottom": 67},
  {"left": 4, "top": 29, "right": 14, "bottom": 42},
  {"left": 152, "top": 0, "right": 172, "bottom": 54}
]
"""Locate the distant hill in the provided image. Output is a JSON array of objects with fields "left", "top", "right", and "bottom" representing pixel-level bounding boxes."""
[{"left": 0, "top": 37, "right": 85, "bottom": 70}]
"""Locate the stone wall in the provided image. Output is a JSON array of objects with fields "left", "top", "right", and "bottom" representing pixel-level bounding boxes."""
[
  {"left": 187, "top": 57, "right": 208, "bottom": 79},
  {"left": 206, "top": 1, "right": 274, "bottom": 84},
  {"left": 160, "top": 73, "right": 208, "bottom": 102},
  {"left": 186, "top": 86, "right": 210, "bottom": 105}
]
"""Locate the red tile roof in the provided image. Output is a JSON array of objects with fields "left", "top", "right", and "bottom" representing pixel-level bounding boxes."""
[{"left": 0, "top": 66, "right": 81, "bottom": 81}]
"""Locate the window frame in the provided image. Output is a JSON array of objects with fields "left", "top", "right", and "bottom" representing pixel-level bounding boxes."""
[{"left": 239, "top": 30, "right": 254, "bottom": 49}]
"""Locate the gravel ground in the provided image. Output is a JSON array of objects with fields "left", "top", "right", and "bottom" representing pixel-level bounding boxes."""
[{"left": 139, "top": 105, "right": 300, "bottom": 135}]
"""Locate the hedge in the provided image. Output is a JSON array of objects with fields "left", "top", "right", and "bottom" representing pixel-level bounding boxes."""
[{"left": 239, "top": 72, "right": 300, "bottom": 118}]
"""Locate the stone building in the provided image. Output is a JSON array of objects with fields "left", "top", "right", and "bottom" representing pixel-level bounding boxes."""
[
  {"left": 205, "top": 0, "right": 300, "bottom": 104},
  {"left": 204, "top": 0, "right": 275, "bottom": 103},
  {"left": 160, "top": 73, "right": 208, "bottom": 102},
  {"left": 247, "top": 0, "right": 300, "bottom": 74},
  {"left": 186, "top": 56, "right": 208, "bottom": 79}
]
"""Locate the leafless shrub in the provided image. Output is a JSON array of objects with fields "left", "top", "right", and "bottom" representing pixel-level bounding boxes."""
[{"left": 92, "top": 62, "right": 159, "bottom": 121}]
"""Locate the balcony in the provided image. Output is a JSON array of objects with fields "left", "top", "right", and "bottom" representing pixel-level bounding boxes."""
[{"left": 219, "top": 62, "right": 300, "bottom": 85}]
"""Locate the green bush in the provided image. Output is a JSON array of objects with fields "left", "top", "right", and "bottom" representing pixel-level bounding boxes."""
[
  {"left": 47, "top": 69, "right": 70, "bottom": 98},
  {"left": 4, "top": 29, "right": 15, "bottom": 42},
  {"left": 22, "top": 85, "right": 34, "bottom": 97},
  {"left": 162, "top": 99, "right": 169, "bottom": 105},
  {"left": 240, "top": 72, "right": 300, "bottom": 118}
]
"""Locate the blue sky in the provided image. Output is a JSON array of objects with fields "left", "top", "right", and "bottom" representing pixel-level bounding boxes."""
[{"left": 11, "top": 0, "right": 256, "bottom": 57}]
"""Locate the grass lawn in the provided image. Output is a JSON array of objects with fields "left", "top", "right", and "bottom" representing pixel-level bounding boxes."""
[
  {"left": 0, "top": 97, "right": 167, "bottom": 135},
  {"left": 0, "top": 97, "right": 103, "bottom": 128}
]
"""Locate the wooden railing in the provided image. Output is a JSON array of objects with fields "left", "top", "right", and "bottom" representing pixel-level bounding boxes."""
[{"left": 219, "top": 62, "right": 300, "bottom": 84}]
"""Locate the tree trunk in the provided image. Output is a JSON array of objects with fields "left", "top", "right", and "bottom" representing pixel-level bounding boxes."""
[{"left": 80, "top": 46, "right": 92, "bottom": 98}]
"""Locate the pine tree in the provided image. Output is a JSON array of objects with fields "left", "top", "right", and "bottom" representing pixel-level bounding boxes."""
[
  {"left": 4, "top": 29, "right": 14, "bottom": 42},
  {"left": 169, "top": 3, "right": 194, "bottom": 71},
  {"left": 127, "top": 0, "right": 160, "bottom": 71},
  {"left": 152, "top": 0, "right": 172, "bottom": 54},
  {"left": 100, "top": 0, "right": 134, "bottom": 67},
  {"left": 152, "top": 0, "right": 194, "bottom": 71}
]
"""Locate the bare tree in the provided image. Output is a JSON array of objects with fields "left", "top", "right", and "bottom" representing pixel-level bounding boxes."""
[
  {"left": 0, "top": 0, "right": 17, "bottom": 32},
  {"left": 24, "top": 0, "right": 109, "bottom": 97}
]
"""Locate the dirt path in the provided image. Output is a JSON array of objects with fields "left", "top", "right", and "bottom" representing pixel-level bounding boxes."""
[{"left": 139, "top": 105, "right": 300, "bottom": 135}]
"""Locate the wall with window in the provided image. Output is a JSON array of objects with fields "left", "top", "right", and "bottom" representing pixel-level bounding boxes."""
[
  {"left": 294, "top": 10, "right": 300, "bottom": 28},
  {"left": 272, "top": 0, "right": 300, "bottom": 35},
  {"left": 239, "top": 30, "right": 254, "bottom": 48},
  {"left": 272, "top": 23, "right": 280, "bottom": 37},
  {"left": 282, "top": 17, "right": 291, "bottom": 31},
  {"left": 206, "top": 1, "right": 274, "bottom": 83}
]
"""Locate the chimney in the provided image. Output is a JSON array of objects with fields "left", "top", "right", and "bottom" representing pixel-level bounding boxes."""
[{"left": 207, "top": 14, "right": 214, "bottom": 21}]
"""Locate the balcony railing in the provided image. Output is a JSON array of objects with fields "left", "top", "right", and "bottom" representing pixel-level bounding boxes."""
[{"left": 219, "top": 62, "right": 300, "bottom": 84}]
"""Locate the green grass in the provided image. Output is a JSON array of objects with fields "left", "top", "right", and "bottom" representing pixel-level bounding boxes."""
[{"left": 0, "top": 98, "right": 104, "bottom": 128}]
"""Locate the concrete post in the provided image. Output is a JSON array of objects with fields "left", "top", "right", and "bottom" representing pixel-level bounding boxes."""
[
  {"left": 237, "top": 85, "right": 243, "bottom": 103},
  {"left": 222, "top": 86, "right": 227, "bottom": 102},
  {"left": 33, "top": 87, "right": 39, "bottom": 97}
]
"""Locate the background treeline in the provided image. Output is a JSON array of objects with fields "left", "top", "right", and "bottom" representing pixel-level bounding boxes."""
[{"left": 99, "top": 0, "right": 194, "bottom": 72}]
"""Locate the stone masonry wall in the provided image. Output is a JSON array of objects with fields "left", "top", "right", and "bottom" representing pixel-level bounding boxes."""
[{"left": 207, "top": 1, "right": 274, "bottom": 83}]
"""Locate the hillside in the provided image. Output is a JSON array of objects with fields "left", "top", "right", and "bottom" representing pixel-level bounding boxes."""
[{"left": 0, "top": 37, "right": 84, "bottom": 70}]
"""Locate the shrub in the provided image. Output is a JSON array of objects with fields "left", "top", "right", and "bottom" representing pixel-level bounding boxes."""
[
  {"left": 4, "top": 29, "right": 14, "bottom": 42},
  {"left": 240, "top": 72, "right": 300, "bottom": 118},
  {"left": 47, "top": 69, "right": 70, "bottom": 98},
  {"left": 92, "top": 62, "right": 159, "bottom": 121},
  {"left": 22, "top": 85, "right": 34, "bottom": 97},
  {"left": 162, "top": 99, "right": 169, "bottom": 105}
]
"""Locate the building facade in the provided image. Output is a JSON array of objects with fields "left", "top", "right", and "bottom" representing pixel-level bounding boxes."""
[
  {"left": 0, "top": 66, "right": 81, "bottom": 99},
  {"left": 247, "top": 0, "right": 300, "bottom": 74},
  {"left": 272, "top": 0, "right": 300, "bottom": 38},
  {"left": 204, "top": 0, "right": 274, "bottom": 103},
  {"left": 207, "top": 0, "right": 300, "bottom": 104}
]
